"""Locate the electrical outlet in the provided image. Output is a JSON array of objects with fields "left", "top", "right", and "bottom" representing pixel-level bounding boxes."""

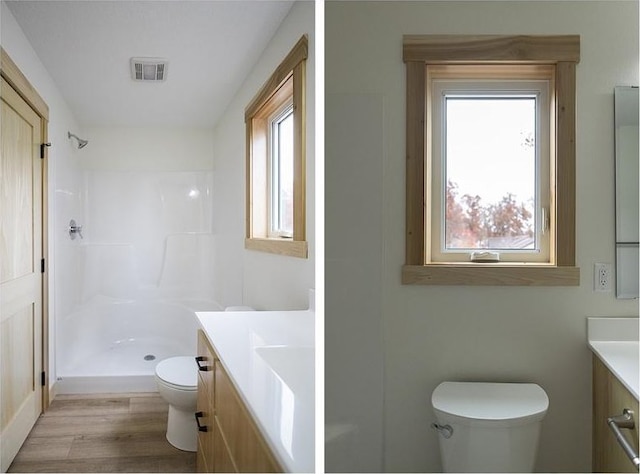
[{"left": 594, "top": 263, "right": 612, "bottom": 292}]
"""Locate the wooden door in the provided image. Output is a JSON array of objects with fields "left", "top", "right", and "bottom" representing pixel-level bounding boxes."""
[{"left": 0, "top": 75, "right": 44, "bottom": 472}]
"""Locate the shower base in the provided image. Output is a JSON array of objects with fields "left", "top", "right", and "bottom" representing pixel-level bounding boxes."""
[{"left": 56, "top": 336, "right": 192, "bottom": 394}]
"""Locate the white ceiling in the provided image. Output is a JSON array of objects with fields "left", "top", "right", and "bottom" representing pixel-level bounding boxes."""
[{"left": 6, "top": 0, "right": 294, "bottom": 128}]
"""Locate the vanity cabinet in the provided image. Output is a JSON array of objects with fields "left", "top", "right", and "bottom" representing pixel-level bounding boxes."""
[
  {"left": 592, "top": 355, "right": 639, "bottom": 473},
  {"left": 196, "top": 330, "right": 282, "bottom": 473}
]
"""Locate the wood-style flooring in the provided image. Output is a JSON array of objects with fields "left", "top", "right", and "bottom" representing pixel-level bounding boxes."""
[{"left": 8, "top": 392, "right": 196, "bottom": 473}]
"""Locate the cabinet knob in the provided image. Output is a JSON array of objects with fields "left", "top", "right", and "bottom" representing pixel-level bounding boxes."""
[
  {"left": 195, "top": 356, "right": 211, "bottom": 371},
  {"left": 195, "top": 411, "right": 208, "bottom": 432}
]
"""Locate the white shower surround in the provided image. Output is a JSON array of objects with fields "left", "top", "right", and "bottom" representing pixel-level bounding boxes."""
[{"left": 56, "top": 162, "right": 219, "bottom": 394}]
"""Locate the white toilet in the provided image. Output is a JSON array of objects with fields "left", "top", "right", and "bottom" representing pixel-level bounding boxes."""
[
  {"left": 155, "top": 356, "right": 198, "bottom": 452},
  {"left": 431, "top": 381, "right": 549, "bottom": 473}
]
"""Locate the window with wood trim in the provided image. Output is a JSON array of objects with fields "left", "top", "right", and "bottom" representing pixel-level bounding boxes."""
[
  {"left": 402, "top": 35, "right": 581, "bottom": 286},
  {"left": 245, "top": 35, "right": 307, "bottom": 258}
]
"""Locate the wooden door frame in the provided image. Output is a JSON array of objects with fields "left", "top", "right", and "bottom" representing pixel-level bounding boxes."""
[{"left": 1, "top": 47, "right": 51, "bottom": 409}]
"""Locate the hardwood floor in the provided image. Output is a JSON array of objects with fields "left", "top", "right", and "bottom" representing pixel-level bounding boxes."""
[{"left": 8, "top": 392, "right": 196, "bottom": 473}]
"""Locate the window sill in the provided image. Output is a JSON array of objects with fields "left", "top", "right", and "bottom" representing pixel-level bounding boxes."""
[
  {"left": 402, "top": 264, "right": 580, "bottom": 286},
  {"left": 245, "top": 238, "right": 308, "bottom": 259}
]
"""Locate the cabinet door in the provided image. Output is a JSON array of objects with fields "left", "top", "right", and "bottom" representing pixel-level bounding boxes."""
[
  {"left": 213, "top": 417, "right": 238, "bottom": 473},
  {"left": 196, "top": 440, "right": 209, "bottom": 474},
  {"left": 593, "top": 355, "right": 640, "bottom": 473},
  {"left": 214, "top": 360, "right": 281, "bottom": 473}
]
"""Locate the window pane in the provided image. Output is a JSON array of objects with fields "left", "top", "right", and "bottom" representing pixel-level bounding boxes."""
[
  {"left": 444, "top": 97, "right": 536, "bottom": 250},
  {"left": 272, "top": 108, "right": 294, "bottom": 236}
]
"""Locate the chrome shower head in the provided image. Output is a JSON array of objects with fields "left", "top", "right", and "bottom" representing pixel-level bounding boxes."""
[{"left": 68, "top": 132, "right": 88, "bottom": 149}]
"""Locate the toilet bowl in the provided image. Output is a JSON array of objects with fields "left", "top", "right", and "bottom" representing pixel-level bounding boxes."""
[
  {"left": 155, "top": 356, "right": 198, "bottom": 452},
  {"left": 431, "top": 381, "right": 549, "bottom": 473}
]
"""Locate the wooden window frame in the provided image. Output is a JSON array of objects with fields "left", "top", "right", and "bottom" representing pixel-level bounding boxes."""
[
  {"left": 428, "top": 65, "right": 553, "bottom": 264},
  {"left": 245, "top": 35, "right": 308, "bottom": 259},
  {"left": 402, "top": 35, "right": 581, "bottom": 286}
]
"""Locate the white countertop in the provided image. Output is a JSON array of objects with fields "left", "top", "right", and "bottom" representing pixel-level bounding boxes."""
[
  {"left": 587, "top": 317, "right": 639, "bottom": 400},
  {"left": 196, "top": 309, "right": 314, "bottom": 473}
]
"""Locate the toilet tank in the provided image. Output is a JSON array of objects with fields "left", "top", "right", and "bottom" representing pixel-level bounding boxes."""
[{"left": 431, "top": 382, "right": 549, "bottom": 473}]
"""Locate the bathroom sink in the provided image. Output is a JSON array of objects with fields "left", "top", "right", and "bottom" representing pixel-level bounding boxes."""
[{"left": 255, "top": 345, "right": 314, "bottom": 397}]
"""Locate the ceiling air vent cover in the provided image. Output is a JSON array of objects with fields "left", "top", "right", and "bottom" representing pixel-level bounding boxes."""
[{"left": 130, "top": 58, "right": 167, "bottom": 82}]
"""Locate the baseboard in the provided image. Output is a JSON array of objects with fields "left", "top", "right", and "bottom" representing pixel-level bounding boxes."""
[
  {"left": 48, "top": 380, "right": 58, "bottom": 405},
  {"left": 55, "top": 375, "right": 158, "bottom": 394}
]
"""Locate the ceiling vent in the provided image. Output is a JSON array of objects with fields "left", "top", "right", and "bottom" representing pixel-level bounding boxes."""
[{"left": 130, "top": 58, "right": 167, "bottom": 82}]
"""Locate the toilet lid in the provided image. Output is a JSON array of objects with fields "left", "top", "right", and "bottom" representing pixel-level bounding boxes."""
[
  {"left": 432, "top": 382, "right": 549, "bottom": 422},
  {"left": 155, "top": 356, "right": 198, "bottom": 388}
]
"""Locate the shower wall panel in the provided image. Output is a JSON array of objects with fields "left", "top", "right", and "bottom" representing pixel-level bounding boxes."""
[{"left": 81, "top": 170, "right": 215, "bottom": 298}]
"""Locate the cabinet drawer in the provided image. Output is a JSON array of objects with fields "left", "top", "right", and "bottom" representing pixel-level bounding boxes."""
[
  {"left": 214, "top": 360, "right": 281, "bottom": 473},
  {"left": 197, "top": 330, "right": 215, "bottom": 392}
]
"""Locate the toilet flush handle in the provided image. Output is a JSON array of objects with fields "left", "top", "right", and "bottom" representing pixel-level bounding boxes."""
[{"left": 431, "top": 422, "right": 453, "bottom": 439}]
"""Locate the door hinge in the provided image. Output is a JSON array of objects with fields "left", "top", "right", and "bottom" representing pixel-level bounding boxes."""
[
  {"left": 41, "top": 258, "right": 45, "bottom": 273},
  {"left": 41, "top": 371, "right": 46, "bottom": 387},
  {"left": 40, "top": 142, "right": 51, "bottom": 159}
]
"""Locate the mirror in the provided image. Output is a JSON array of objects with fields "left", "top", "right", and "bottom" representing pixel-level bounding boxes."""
[{"left": 614, "top": 86, "right": 639, "bottom": 299}]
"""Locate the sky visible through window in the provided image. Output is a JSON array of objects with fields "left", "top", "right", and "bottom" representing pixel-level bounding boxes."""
[
  {"left": 446, "top": 96, "right": 535, "bottom": 203},
  {"left": 445, "top": 96, "right": 536, "bottom": 249}
]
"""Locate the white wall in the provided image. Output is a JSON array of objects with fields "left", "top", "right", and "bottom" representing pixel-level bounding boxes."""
[
  {"left": 212, "top": 1, "right": 315, "bottom": 310},
  {"left": 325, "top": 93, "right": 385, "bottom": 472},
  {"left": 81, "top": 127, "right": 214, "bottom": 171},
  {"left": 1, "top": 1, "right": 83, "bottom": 388},
  {"left": 325, "top": 1, "right": 639, "bottom": 472}
]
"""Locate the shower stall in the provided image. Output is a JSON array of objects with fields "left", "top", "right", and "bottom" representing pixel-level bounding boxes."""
[{"left": 55, "top": 130, "right": 222, "bottom": 393}]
